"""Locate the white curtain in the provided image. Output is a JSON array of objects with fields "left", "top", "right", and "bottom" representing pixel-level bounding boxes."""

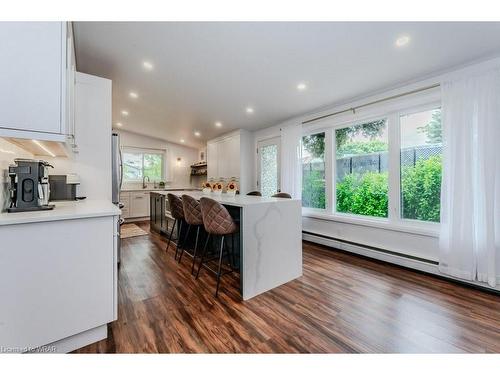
[
  {"left": 439, "top": 68, "right": 500, "bottom": 287},
  {"left": 280, "top": 123, "right": 302, "bottom": 199}
]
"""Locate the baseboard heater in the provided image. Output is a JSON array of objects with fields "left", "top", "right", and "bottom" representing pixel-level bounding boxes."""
[
  {"left": 302, "top": 230, "right": 500, "bottom": 295},
  {"left": 302, "top": 230, "right": 438, "bottom": 265}
]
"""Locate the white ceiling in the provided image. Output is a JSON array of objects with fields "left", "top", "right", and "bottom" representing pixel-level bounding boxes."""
[{"left": 73, "top": 22, "right": 500, "bottom": 148}]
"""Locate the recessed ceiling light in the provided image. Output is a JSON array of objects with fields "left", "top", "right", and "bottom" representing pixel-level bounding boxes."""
[
  {"left": 194, "top": 131, "right": 201, "bottom": 137},
  {"left": 129, "top": 92, "right": 138, "bottom": 99},
  {"left": 142, "top": 61, "right": 154, "bottom": 71},
  {"left": 215, "top": 121, "right": 222, "bottom": 128},
  {"left": 395, "top": 35, "right": 410, "bottom": 47},
  {"left": 297, "top": 83, "right": 307, "bottom": 91},
  {"left": 116, "top": 122, "right": 123, "bottom": 127},
  {"left": 180, "top": 139, "right": 185, "bottom": 143},
  {"left": 246, "top": 107, "right": 254, "bottom": 114},
  {"left": 121, "top": 110, "right": 129, "bottom": 116}
]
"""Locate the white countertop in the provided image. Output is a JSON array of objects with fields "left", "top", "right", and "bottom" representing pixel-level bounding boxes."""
[
  {"left": 154, "top": 190, "right": 300, "bottom": 207},
  {"left": 0, "top": 200, "right": 121, "bottom": 226}
]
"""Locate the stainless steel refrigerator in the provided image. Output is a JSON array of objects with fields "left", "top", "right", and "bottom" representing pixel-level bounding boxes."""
[{"left": 111, "top": 133, "right": 124, "bottom": 264}]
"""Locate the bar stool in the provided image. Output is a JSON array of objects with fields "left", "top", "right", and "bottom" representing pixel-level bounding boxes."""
[
  {"left": 272, "top": 192, "right": 292, "bottom": 198},
  {"left": 246, "top": 191, "right": 262, "bottom": 196},
  {"left": 178, "top": 194, "right": 204, "bottom": 274},
  {"left": 196, "top": 197, "right": 238, "bottom": 297},
  {"left": 166, "top": 193, "right": 185, "bottom": 259}
]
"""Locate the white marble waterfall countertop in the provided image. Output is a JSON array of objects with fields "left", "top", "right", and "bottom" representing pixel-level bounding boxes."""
[
  {"left": 0, "top": 200, "right": 121, "bottom": 226},
  {"left": 152, "top": 190, "right": 300, "bottom": 207}
]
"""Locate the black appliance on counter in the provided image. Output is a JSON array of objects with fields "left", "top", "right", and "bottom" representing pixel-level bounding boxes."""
[
  {"left": 8, "top": 158, "right": 55, "bottom": 213},
  {"left": 49, "top": 174, "right": 80, "bottom": 201}
]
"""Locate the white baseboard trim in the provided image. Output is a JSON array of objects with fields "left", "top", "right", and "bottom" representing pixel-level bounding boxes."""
[
  {"left": 302, "top": 232, "right": 500, "bottom": 293},
  {"left": 124, "top": 217, "right": 150, "bottom": 223}
]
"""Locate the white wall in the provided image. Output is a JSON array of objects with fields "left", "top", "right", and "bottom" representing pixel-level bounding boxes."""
[
  {"left": 115, "top": 129, "right": 198, "bottom": 189},
  {"left": 250, "top": 55, "right": 500, "bottom": 291}
]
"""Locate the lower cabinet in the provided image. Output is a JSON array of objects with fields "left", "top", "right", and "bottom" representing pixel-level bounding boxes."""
[
  {"left": 0, "top": 216, "right": 118, "bottom": 351},
  {"left": 150, "top": 192, "right": 173, "bottom": 236},
  {"left": 120, "top": 191, "right": 150, "bottom": 219}
]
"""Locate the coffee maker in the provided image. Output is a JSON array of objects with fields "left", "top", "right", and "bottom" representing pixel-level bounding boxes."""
[{"left": 8, "top": 159, "right": 55, "bottom": 212}]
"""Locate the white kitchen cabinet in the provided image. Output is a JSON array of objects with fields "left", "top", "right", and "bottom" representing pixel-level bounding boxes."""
[
  {"left": 129, "top": 191, "right": 150, "bottom": 218},
  {"left": 207, "top": 141, "right": 219, "bottom": 179},
  {"left": 64, "top": 22, "right": 78, "bottom": 152},
  {"left": 206, "top": 129, "right": 252, "bottom": 194},
  {"left": 0, "top": 215, "right": 118, "bottom": 352},
  {"left": 120, "top": 192, "right": 131, "bottom": 218},
  {"left": 0, "top": 22, "right": 75, "bottom": 144}
]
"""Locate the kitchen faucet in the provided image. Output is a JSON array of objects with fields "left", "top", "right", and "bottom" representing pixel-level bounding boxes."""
[{"left": 142, "top": 176, "right": 150, "bottom": 189}]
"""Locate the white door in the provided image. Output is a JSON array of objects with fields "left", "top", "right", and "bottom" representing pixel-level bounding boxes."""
[{"left": 257, "top": 137, "right": 281, "bottom": 197}]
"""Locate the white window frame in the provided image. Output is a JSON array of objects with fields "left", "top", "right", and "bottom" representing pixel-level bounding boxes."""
[
  {"left": 302, "top": 90, "right": 442, "bottom": 237},
  {"left": 121, "top": 147, "right": 166, "bottom": 182},
  {"left": 301, "top": 129, "right": 331, "bottom": 211}
]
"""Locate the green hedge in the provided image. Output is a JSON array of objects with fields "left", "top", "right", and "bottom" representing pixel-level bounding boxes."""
[
  {"left": 336, "top": 172, "right": 388, "bottom": 217},
  {"left": 302, "top": 170, "right": 326, "bottom": 209},
  {"left": 401, "top": 156, "right": 442, "bottom": 222},
  {"left": 303, "top": 156, "right": 442, "bottom": 221}
]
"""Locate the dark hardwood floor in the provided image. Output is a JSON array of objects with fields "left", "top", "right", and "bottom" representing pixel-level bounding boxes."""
[{"left": 75, "top": 221, "right": 500, "bottom": 353}]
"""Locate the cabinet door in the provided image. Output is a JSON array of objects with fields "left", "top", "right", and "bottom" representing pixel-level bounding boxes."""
[
  {"left": 0, "top": 217, "right": 115, "bottom": 349},
  {"left": 130, "top": 192, "right": 149, "bottom": 217},
  {"left": 216, "top": 138, "right": 229, "bottom": 179},
  {"left": 207, "top": 141, "right": 219, "bottom": 179},
  {"left": 226, "top": 135, "right": 241, "bottom": 179},
  {"left": 65, "top": 22, "right": 76, "bottom": 145},
  {"left": 150, "top": 194, "right": 155, "bottom": 223},
  {"left": 0, "top": 22, "right": 64, "bottom": 134}
]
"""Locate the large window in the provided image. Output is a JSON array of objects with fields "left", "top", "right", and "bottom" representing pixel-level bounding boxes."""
[
  {"left": 400, "top": 108, "right": 442, "bottom": 222},
  {"left": 335, "top": 119, "right": 389, "bottom": 218},
  {"left": 302, "top": 132, "right": 326, "bottom": 209},
  {"left": 123, "top": 148, "right": 164, "bottom": 182}
]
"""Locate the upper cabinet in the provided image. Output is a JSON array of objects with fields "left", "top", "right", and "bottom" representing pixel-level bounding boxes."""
[
  {"left": 206, "top": 130, "right": 252, "bottom": 194},
  {"left": 0, "top": 22, "right": 76, "bottom": 146}
]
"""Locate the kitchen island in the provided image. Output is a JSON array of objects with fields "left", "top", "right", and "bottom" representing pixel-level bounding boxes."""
[{"left": 151, "top": 191, "right": 302, "bottom": 300}]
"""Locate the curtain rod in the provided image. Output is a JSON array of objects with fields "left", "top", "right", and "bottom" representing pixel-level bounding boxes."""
[
  {"left": 122, "top": 145, "right": 167, "bottom": 152},
  {"left": 302, "top": 83, "right": 440, "bottom": 125}
]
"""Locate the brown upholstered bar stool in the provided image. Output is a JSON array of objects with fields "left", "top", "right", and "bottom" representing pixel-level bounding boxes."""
[
  {"left": 166, "top": 193, "right": 185, "bottom": 259},
  {"left": 178, "top": 194, "right": 205, "bottom": 274},
  {"left": 246, "top": 191, "right": 262, "bottom": 196},
  {"left": 272, "top": 192, "right": 292, "bottom": 198},
  {"left": 196, "top": 197, "right": 239, "bottom": 297}
]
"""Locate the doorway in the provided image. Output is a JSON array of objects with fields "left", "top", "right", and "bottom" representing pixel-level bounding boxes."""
[{"left": 257, "top": 137, "right": 281, "bottom": 197}]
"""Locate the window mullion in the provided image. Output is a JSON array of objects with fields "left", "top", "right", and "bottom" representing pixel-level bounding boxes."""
[
  {"left": 325, "top": 129, "right": 334, "bottom": 213},
  {"left": 387, "top": 113, "right": 401, "bottom": 223}
]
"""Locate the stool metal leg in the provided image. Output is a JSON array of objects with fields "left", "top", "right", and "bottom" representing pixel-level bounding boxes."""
[
  {"left": 178, "top": 224, "right": 191, "bottom": 263},
  {"left": 215, "top": 235, "right": 225, "bottom": 297},
  {"left": 195, "top": 233, "right": 211, "bottom": 279},
  {"left": 174, "top": 220, "right": 183, "bottom": 260},
  {"left": 230, "top": 233, "right": 236, "bottom": 269},
  {"left": 166, "top": 218, "right": 177, "bottom": 253},
  {"left": 190, "top": 226, "right": 201, "bottom": 275}
]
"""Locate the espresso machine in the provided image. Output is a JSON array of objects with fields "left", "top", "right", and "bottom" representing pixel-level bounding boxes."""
[{"left": 8, "top": 159, "right": 55, "bottom": 212}]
